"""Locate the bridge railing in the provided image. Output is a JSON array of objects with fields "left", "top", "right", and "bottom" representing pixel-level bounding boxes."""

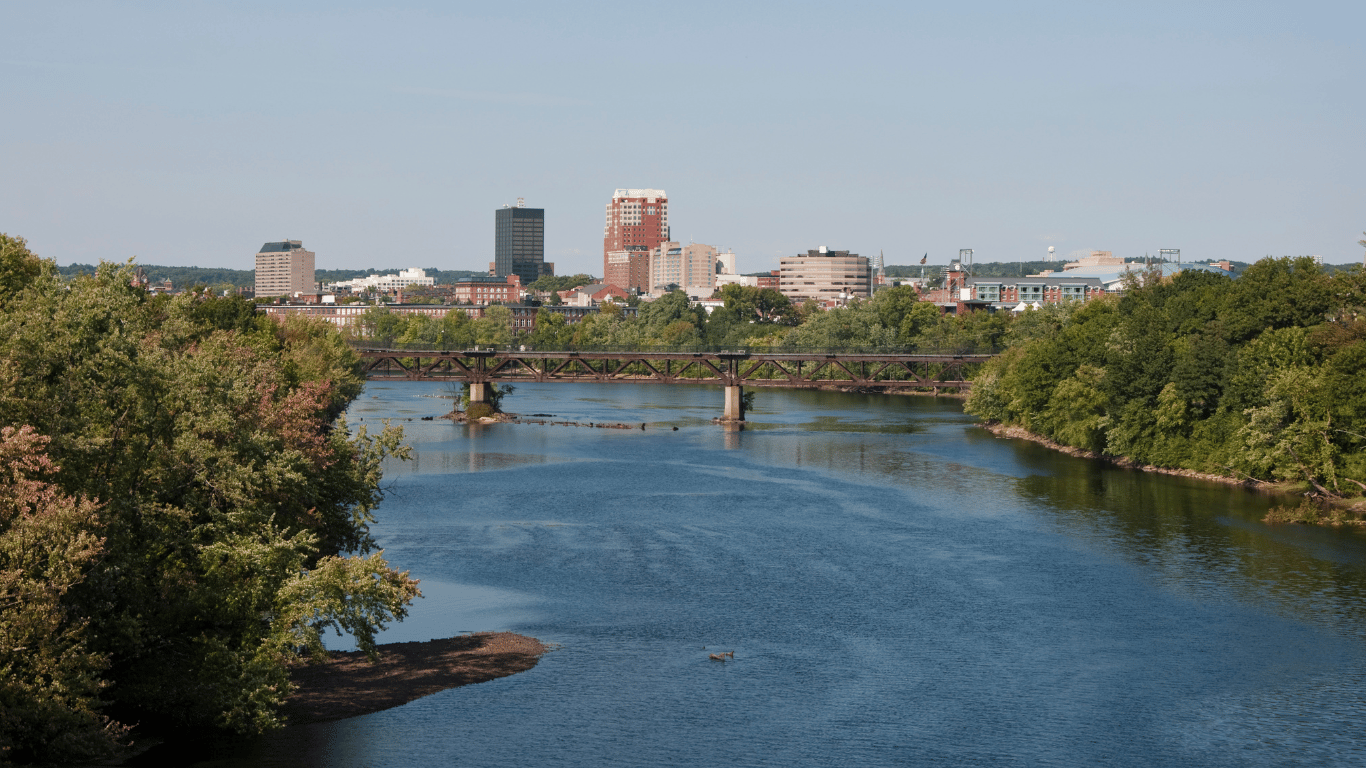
[{"left": 348, "top": 340, "right": 1002, "bottom": 357}]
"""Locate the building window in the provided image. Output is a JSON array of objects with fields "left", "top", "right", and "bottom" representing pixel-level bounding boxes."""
[{"left": 975, "top": 284, "right": 1001, "bottom": 302}]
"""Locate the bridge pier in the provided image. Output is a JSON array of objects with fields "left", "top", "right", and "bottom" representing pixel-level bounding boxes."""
[
  {"left": 468, "top": 381, "right": 493, "bottom": 404},
  {"left": 723, "top": 385, "right": 745, "bottom": 422}
]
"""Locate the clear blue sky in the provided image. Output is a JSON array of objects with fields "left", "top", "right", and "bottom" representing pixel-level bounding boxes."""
[{"left": 4, "top": 1, "right": 1363, "bottom": 275}]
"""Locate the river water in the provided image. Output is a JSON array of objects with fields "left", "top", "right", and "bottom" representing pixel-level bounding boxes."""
[{"left": 204, "top": 382, "right": 1366, "bottom": 767}]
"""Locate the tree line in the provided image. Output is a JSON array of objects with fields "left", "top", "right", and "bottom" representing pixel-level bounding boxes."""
[
  {"left": 356, "top": 283, "right": 1017, "bottom": 353},
  {"left": 2, "top": 235, "right": 419, "bottom": 763},
  {"left": 56, "top": 264, "right": 485, "bottom": 292},
  {"left": 966, "top": 257, "right": 1366, "bottom": 507}
]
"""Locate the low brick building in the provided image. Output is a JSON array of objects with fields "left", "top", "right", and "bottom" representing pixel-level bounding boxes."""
[{"left": 450, "top": 275, "right": 523, "bottom": 305}]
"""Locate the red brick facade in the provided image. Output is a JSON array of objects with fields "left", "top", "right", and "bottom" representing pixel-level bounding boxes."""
[
  {"left": 603, "top": 189, "right": 668, "bottom": 291},
  {"left": 450, "top": 275, "right": 522, "bottom": 305}
]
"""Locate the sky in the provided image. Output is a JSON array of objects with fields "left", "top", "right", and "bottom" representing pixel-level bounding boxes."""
[{"left": 3, "top": 1, "right": 1364, "bottom": 275}]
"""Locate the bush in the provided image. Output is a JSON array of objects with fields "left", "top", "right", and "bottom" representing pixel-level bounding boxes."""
[
  {"left": 466, "top": 402, "right": 495, "bottom": 420},
  {"left": 1264, "top": 499, "right": 1366, "bottom": 527}
]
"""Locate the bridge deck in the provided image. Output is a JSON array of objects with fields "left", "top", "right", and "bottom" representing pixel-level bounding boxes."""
[{"left": 354, "top": 348, "right": 989, "bottom": 391}]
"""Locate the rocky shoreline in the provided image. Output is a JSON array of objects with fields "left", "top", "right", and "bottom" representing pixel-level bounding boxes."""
[{"left": 979, "top": 420, "right": 1267, "bottom": 489}]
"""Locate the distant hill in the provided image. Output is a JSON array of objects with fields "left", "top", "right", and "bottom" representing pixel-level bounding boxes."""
[{"left": 59, "top": 263, "right": 254, "bottom": 289}]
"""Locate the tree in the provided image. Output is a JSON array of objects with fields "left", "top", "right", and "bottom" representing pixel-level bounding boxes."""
[
  {"left": 474, "top": 305, "right": 514, "bottom": 347},
  {"left": 1219, "top": 257, "right": 1328, "bottom": 343},
  {"left": 0, "top": 426, "right": 116, "bottom": 765},
  {"left": 639, "top": 291, "right": 695, "bottom": 333},
  {"left": 0, "top": 253, "right": 421, "bottom": 750},
  {"left": 0, "top": 233, "right": 43, "bottom": 297},
  {"left": 526, "top": 309, "right": 572, "bottom": 348},
  {"left": 599, "top": 299, "right": 623, "bottom": 320},
  {"left": 870, "top": 285, "right": 921, "bottom": 331}
]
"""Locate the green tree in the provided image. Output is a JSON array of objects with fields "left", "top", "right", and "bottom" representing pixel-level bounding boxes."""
[
  {"left": 0, "top": 233, "right": 42, "bottom": 297},
  {"left": 1219, "top": 257, "right": 1328, "bottom": 343},
  {"left": 0, "top": 254, "right": 421, "bottom": 751},
  {"left": 0, "top": 427, "right": 115, "bottom": 765},
  {"left": 474, "top": 305, "right": 514, "bottom": 347},
  {"left": 526, "top": 309, "right": 572, "bottom": 348}
]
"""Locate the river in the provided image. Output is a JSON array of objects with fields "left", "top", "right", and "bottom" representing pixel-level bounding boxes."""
[{"left": 202, "top": 382, "right": 1366, "bottom": 766}]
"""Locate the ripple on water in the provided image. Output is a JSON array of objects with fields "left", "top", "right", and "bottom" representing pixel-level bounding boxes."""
[{"left": 197, "top": 383, "right": 1366, "bottom": 767}]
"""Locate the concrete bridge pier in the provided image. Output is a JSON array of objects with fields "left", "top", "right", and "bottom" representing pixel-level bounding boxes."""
[
  {"left": 468, "top": 381, "right": 493, "bottom": 404},
  {"left": 723, "top": 384, "right": 745, "bottom": 422}
]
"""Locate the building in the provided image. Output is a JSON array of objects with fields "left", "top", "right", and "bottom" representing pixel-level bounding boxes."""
[
  {"left": 716, "top": 249, "right": 737, "bottom": 276},
  {"left": 918, "top": 259, "right": 1228, "bottom": 314},
  {"left": 495, "top": 201, "right": 552, "bottom": 286},
  {"left": 448, "top": 275, "right": 522, "bottom": 305},
  {"left": 558, "top": 283, "right": 631, "bottom": 307},
  {"left": 962, "top": 275, "right": 1107, "bottom": 305},
  {"left": 603, "top": 189, "right": 669, "bottom": 291},
  {"left": 605, "top": 249, "right": 652, "bottom": 294},
  {"left": 255, "top": 240, "right": 316, "bottom": 297},
  {"left": 777, "top": 247, "right": 871, "bottom": 303},
  {"left": 1061, "top": 250, "right": 1124, "bottom": 271},
  {"left": 715, "top": 274, "right": 760, "bottom": 289},
  {"left": 649, "top": 241, "right": 716, "bottom": 296},
  {"left": 328, "top": 268, "right": 435, "bottom": 295}
]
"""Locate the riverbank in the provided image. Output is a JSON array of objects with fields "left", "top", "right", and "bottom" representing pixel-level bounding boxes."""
[
  {"left": 111, "top": 633, "right": 548, "bottom": 766},
  {"left": 979, "top": 420, "right": 1266, "bottom": 489},
  {"left": 980, "top": 420, "right": 1366, "bottom": 526}
]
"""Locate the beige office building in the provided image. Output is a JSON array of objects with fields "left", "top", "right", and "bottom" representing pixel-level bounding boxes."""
[
  {"left": 778, "top": 246, "right": 872, "bottom": 303},
  {"left": 255, "top": 240, "right": 316, "bottom": 297},
  {"left": 649, "top": 241, "right": 716, "bottom": 297}
]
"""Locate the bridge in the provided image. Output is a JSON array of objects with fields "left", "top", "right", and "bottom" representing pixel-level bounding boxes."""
[{"left": 353, "top": 345, "right": 993, "bottom": 422}]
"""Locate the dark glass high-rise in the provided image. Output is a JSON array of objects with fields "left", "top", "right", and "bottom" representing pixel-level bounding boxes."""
[{"left": 494, "top": 206, "right": 550, "bottom": 286}]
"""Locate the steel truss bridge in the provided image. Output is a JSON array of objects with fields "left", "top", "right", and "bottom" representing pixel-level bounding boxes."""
[{"left": 354, "top": 347, "right": 991, "bottom": 392}]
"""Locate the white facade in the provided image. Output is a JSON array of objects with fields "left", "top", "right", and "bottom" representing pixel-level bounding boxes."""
[
  {"left": 716, "top": 249, "right": 737, "bottom": 275},
  {"left": 715, "top": 273, "right": 759, "bottom": 289},
  {"left": 328, "top": 268, "right": 435, "bottom": 293}
]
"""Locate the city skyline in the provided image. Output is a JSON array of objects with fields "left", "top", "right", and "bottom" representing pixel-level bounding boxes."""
[{"left": 4, "top": 2, "right": 1363, "bottom": 275}]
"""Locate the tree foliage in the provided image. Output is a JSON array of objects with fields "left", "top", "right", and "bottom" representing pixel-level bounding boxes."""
[
  {"left": 966, "top": 257, "right": 1366, "bottom": 500},
  {"left": 0, "top": 237, "right": 420, "bottom": 761}
]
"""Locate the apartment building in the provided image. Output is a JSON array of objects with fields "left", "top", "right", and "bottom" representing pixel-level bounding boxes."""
[{"left": 254, "top": 240, "right": 316, "bottom": 297}]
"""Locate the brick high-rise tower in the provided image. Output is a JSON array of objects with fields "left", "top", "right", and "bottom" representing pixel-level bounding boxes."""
[{"left": 603, "top": 189, "right": 668, "bottom": 291}]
